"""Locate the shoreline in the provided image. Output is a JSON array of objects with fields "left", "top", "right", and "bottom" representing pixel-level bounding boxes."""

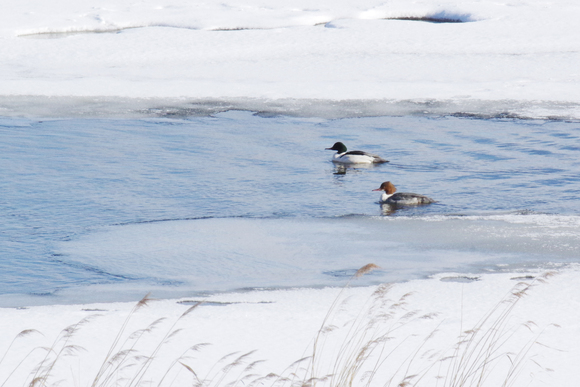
[{"left": 2, "top": 96, "right": 580, "bottom": 121}]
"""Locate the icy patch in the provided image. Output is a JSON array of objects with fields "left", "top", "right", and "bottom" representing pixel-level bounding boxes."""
[
  {"left": 412, "top": 212, "right": 580, "bottom": 230},
  {"left": 51, "top": 215, "right": 580, "bottom": 300},
  {"left": 18, "top": 26, "right": 141, "bottom": 39},
  {"left": 439, "top": 275, "right": 480, "bottom": 282},
  {"left": 387, "top": 10, "right": 475, "bottom": 23},
  {"left": 15, "top": 9, "right": 476, "bottom": 38},
  {"left": 2, "top": 96, "right": 580, "bottom": 120},
  {"left": 18, "top": 24, "right": 201, "bottom": 38}
]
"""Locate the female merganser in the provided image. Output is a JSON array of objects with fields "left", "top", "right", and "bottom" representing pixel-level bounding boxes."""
[
  {"left": 325, "top": 142, "right": 388, "bottom": 164},
  {"left": 373, "top": 181, "right": 435, "bottom": 205}
]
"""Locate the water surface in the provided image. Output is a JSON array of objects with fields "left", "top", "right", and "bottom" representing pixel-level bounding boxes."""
[{"left": 1, "top": 112, "right": 579, "bottom": 306}]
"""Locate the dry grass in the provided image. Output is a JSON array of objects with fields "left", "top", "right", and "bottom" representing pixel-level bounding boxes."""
[
  {"left": 304, "top": 268, "right": 557, "bottom": 387},
  {"left": 0, "top": 267, "right": 557, "bottom": 387},
  {"left": 430, "top": 272, "right": 560, "bottom": 387}
]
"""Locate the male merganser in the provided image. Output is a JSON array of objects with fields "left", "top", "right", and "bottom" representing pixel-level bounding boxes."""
[
  {"left": 373, "top": 181, "right": 435, "bottom": 205},
  {"left": 325, "top": 142, "right": 388, "bottom": 164}
]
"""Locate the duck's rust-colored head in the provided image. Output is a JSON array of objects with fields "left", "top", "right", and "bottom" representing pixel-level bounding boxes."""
[{"left": 372, "top": 181, "right": 397, "bottom": 194}]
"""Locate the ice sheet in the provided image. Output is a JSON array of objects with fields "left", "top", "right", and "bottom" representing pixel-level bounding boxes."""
[
  {"left": 2, "top": 0, "right": 580, "bottom": 119},
  {"left": 46, "top": 215, "right": 580, "bottom": 305}
]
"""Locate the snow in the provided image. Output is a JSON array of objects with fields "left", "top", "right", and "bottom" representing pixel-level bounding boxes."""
[
  {"left": 1, "top": 269, "right": 579, "bottom": 386},
  {"left": 1, "top": 0, "right": 580, "bottom": 118}
]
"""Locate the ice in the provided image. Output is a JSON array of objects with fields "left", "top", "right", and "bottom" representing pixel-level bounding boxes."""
[
  {"left": 44, "top": 214, "right": 580, "bottom": 306},
  {"left": 2, "top": 96, "right": 580, "bottom": 119}
]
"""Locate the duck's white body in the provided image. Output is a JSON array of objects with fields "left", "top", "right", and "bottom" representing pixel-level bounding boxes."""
[
  {"left": 332, "top": 151, "right": 385, "bottom": 164},
  {"left": 374, "top": 182, "right": 435, "bottom": 206},
  {"left": 326, "top": 142, "right": 388, "bottom": 164}
]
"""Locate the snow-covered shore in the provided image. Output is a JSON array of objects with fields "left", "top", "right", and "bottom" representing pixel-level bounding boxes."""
[{"left": 2, "top": 268, "right": 579, "bottom": 386}]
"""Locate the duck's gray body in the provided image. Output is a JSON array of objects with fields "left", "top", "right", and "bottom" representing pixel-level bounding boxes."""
[
  {"left": 374, "top": 181, "right": 435, "bottom": 206},
  {"left": 380, "top": 192, "right": 435, "bottom": 205}
]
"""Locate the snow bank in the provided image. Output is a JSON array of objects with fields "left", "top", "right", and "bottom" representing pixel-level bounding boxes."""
[
  {"left": 1, "top": 268, "right": 578, "bottom": 386},
  {"left": 2, "top": 0, "right": 580, "bottom": 119}
]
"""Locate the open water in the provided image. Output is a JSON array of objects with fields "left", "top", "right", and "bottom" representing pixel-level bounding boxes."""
[{"left": 1, "top": 111, "right": 580, "bottom": 306}]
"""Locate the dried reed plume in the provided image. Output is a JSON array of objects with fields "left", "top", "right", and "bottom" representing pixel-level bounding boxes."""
[
  {"left": 355, "top": 264, "right": 380, "bottom": 278},
  {"left": 406, "top": 272, "right": 559, "bottom": 387}
]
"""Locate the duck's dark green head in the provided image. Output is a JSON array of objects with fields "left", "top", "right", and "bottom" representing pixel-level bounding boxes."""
[{"left": 325, "top": 142, "right": 347, "bottom": 153}]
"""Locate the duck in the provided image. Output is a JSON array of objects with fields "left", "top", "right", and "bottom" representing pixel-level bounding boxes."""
[
  {"left": 373, "top": 181, "right": 435, "bottom": 205},
  {"left": 325, "top": 142, "right": 388, "bottom": 164}
]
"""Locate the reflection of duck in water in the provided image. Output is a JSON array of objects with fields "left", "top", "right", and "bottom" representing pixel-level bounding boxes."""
[
  {"left": 326, "top": 142, "right": 388, "bottom": 164},
  {"left": 332, "top": 162, "right": 379, "bottom": 175},
  {"left": 373, "top": 181, "right": 435, "bottom": 205}
]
